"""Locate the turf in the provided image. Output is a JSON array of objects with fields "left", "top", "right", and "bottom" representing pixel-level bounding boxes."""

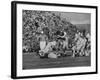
[{"left": 23, "top": 53, "right": 91, "bottom": 70}]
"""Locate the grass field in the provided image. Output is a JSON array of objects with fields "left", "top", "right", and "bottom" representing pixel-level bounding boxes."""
[{"left": 23, "top": 53, "right": 91, "bottom": 70}]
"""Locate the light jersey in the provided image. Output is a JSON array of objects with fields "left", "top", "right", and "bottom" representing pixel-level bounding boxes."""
[
  {"left": 75, "top": 33, "right": 80, "bottom": 41},
  {"left": 48, "top": 52, "right": 58, "bottom": 58},
  {"left": 86, "top": 33, "right": 91, "bottom": 42},
  {"left": 40, "top": 41, "right": 56, "bottom": 53},
  {"left": 63, "top": 36, "right": 68, "bottom": 49},
  {"left": 40, "top": 41, "right": 46, "bottom": 50},
  {"left": 75, "top": 37, "right": 86, "bottom": 50},
  {"left": 39, "top": 34, "right": 47, "bottom": 50}
]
